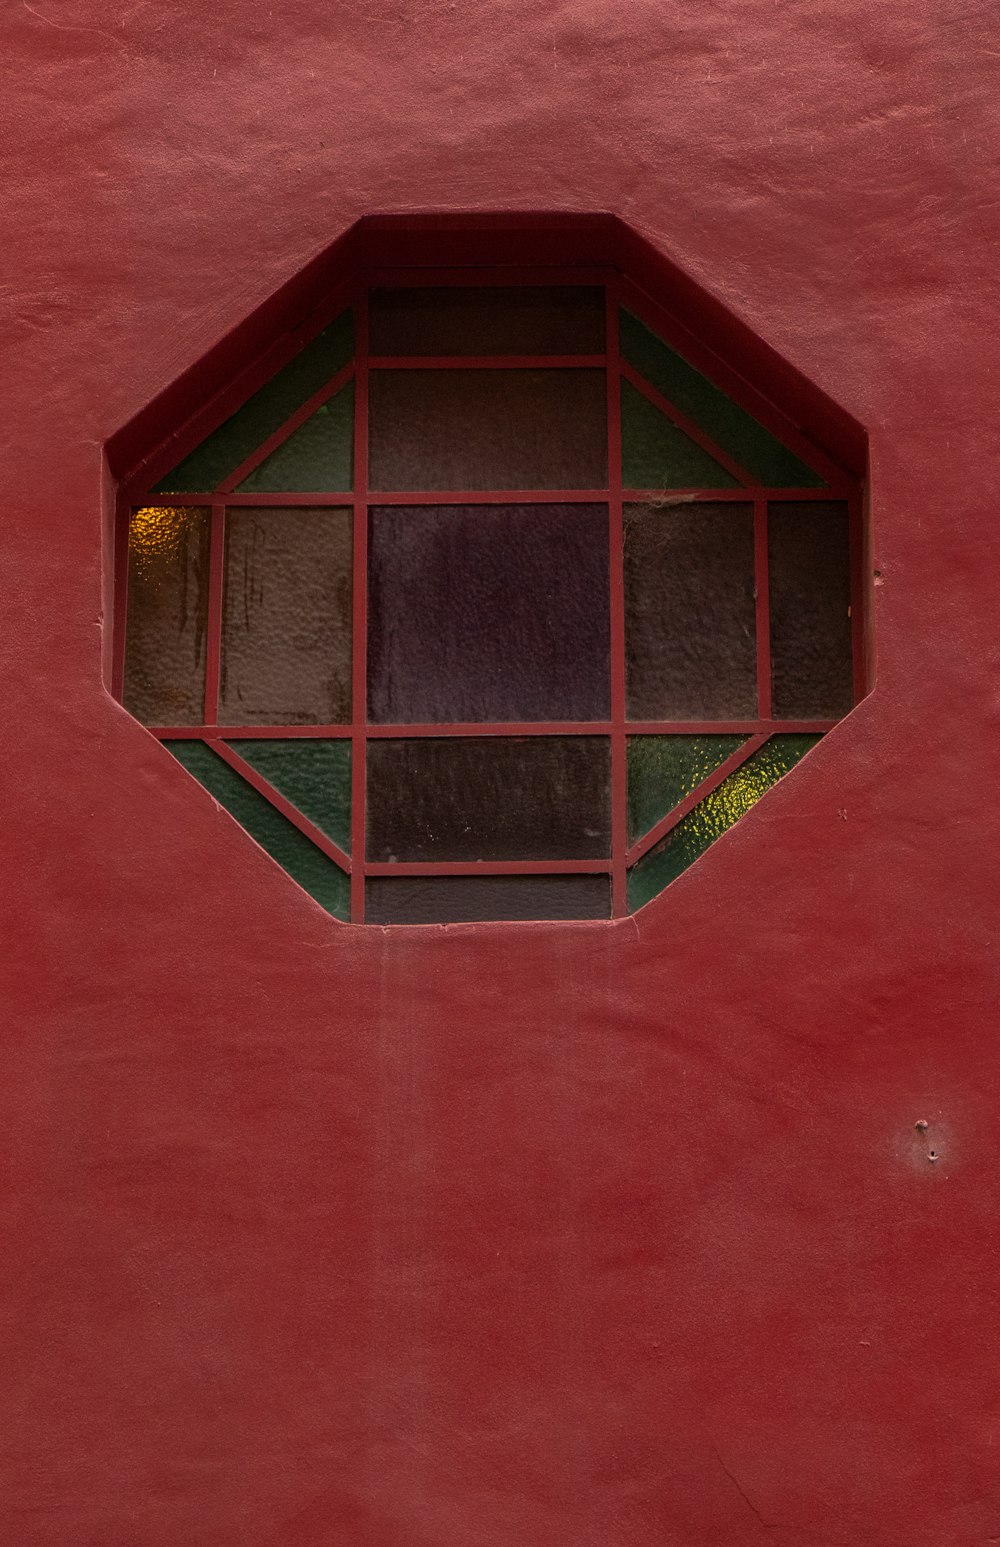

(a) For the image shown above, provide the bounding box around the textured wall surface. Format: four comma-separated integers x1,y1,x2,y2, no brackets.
2,3,999,1543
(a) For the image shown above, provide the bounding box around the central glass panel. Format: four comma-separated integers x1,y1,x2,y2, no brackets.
367,503,611,724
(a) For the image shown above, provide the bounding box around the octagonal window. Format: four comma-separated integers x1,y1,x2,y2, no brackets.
115,259,864,924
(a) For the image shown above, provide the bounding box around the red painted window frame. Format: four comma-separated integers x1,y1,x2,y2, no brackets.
113,264,864,924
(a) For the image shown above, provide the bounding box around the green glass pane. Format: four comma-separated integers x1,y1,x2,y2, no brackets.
235,382,354,493
155,310,354,493
621,378,739,490
620,311,824,489
164,740,350,919
225,738,352,853
627,734,821,910
627,735,747,845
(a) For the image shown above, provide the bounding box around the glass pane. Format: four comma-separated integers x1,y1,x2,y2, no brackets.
164,741,351,917
620,310,824,489
621,378,739,490
768,502,853,718
366,874,611,924
220,506,352,725
123,505,210,725
627,734,747,844
627,735,820,909
225,739,352,852
368,369,607,491
155,311,354,493
367,503,610,723
624,502,756,719
366,737,611,861
236,382,354,493
369,286,606,356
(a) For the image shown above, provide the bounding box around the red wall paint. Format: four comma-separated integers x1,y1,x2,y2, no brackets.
2,4,998,1543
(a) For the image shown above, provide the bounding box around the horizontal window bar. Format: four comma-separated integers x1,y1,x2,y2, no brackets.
148,719,837,739
368,355,606,370
363,860,611,876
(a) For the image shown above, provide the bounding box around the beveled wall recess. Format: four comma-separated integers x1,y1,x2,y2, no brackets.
111,215,867,925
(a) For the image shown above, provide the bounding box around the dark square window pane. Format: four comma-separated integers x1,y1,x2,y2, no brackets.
124,505,210,724
366,874,611,925
624,502,756,719
366,737,611,861
367,503,610,723
368,369,608,491
768,502,853,718
220,506,352,725
369,286,606,356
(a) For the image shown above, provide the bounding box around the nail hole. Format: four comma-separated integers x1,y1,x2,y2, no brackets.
928,1152,938,1162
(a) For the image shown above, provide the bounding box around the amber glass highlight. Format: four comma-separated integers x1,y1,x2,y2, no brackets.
124,505,210,725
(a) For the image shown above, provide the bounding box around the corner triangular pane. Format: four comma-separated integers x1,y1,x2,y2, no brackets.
620,310,825,489
235,383,354,493
626,734,822,909
621,379,739,489
225,738,352,854
627,735,747,845
164,740,351,918
154,311,354,494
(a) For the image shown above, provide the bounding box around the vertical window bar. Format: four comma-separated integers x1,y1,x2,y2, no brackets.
110,493,131,702
753,493,771,719
350,285,370,923
849,488,866,703
606,280,628,918
203,500,226,724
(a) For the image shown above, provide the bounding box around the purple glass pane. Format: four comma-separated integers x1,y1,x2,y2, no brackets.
220,505,352,725
624,501,757,719
367,503,610,723
366,737,611,861
368,369,608,491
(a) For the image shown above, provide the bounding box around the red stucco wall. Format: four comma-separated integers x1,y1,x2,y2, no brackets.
3,4,998,1543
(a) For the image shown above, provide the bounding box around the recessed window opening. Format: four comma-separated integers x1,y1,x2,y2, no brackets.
116,269,864,925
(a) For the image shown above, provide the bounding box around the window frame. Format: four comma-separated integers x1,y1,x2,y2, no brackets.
113,264,865,925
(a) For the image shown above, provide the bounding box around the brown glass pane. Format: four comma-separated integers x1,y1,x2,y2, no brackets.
369,287,606,356
768,502,853,717
366,874,611,924
624,502,756,719
366,737,611,861
367,503,610,723
220,506,352,725
123,505,210,724
368,369,607,491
